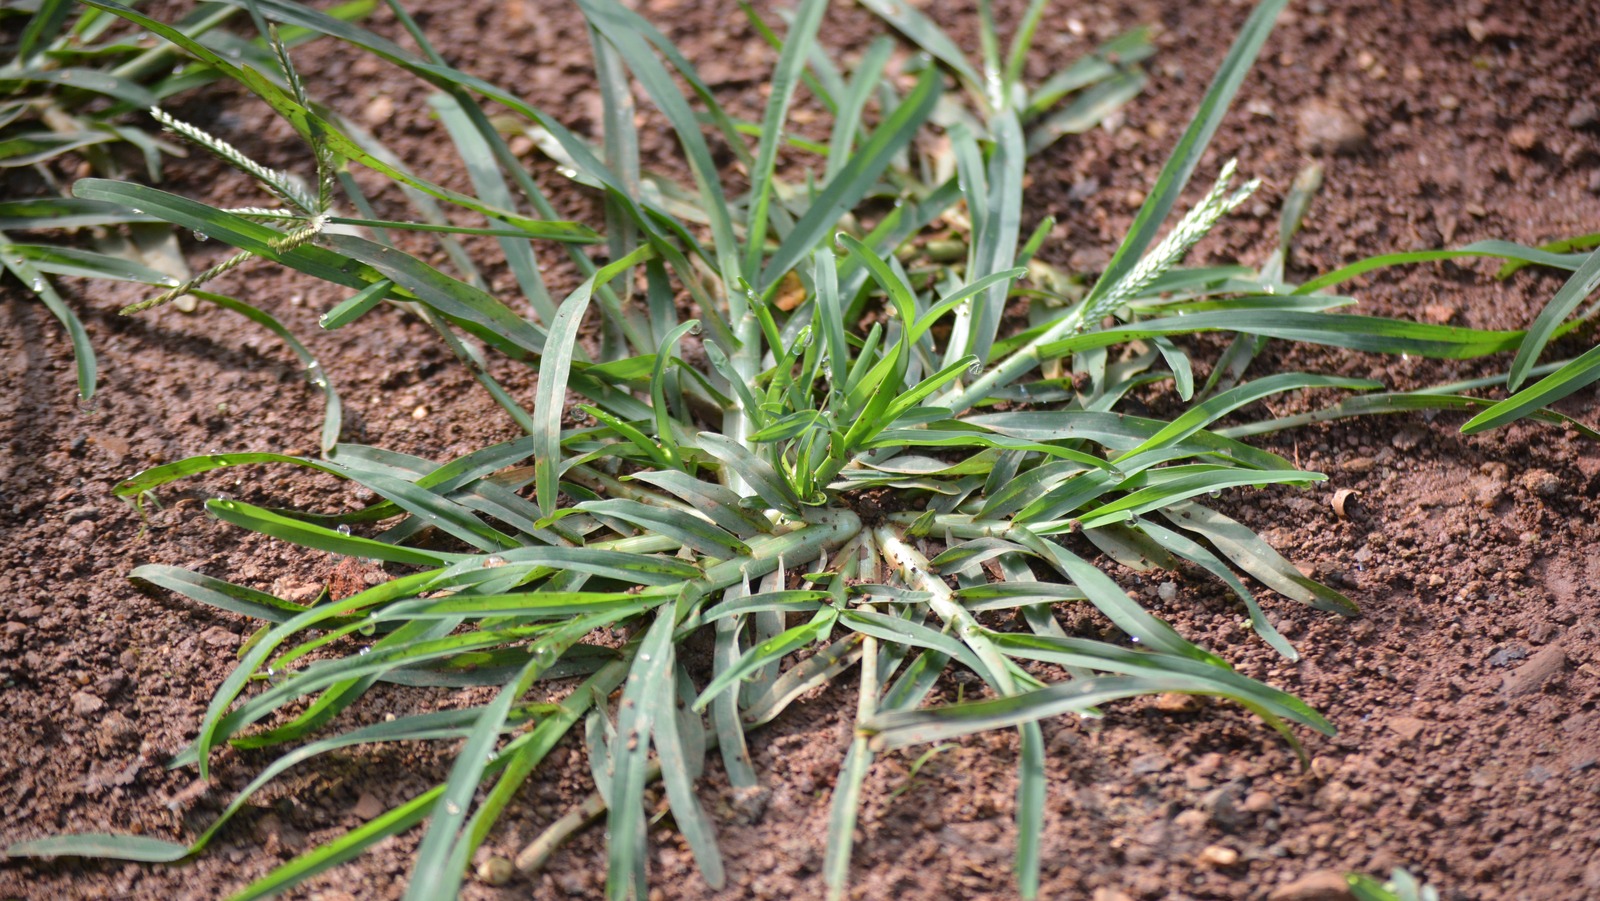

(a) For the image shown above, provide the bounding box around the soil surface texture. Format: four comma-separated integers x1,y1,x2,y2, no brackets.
3,1,1599,900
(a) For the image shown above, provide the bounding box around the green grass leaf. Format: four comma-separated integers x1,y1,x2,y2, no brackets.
760,65,942,288
1506,249,1600,390
1079,0,1286,313
536,245,655,514
1462,342,1600,435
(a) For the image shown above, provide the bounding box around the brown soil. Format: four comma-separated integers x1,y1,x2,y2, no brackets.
4,1,1599,900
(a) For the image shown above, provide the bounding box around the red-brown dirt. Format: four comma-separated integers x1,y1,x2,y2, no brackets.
2,1,1597,899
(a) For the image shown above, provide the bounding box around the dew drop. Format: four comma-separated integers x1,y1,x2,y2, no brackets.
482,554,507,568
305,361,327,388
336,523,352,536
444,801,462,815
638,652,651,663
130,208,143,215
1207,489,1223,498
318,313,331,328
531,644,556,667
358,620,376,636
29,277,45,292
1106,466,1126,483
484,750,498,764
192,230,209,242
1130,635,1141,644
556,166,578,179
1123,510,1137,524
358,646,371,656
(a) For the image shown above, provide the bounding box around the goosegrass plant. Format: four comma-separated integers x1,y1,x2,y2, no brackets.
10,1,1600,899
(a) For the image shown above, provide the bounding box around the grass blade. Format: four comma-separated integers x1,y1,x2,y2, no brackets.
1462,343,1600,434
1506,249,1600,390
743,0,827,278
536,246,655,514
1080,0,1286,312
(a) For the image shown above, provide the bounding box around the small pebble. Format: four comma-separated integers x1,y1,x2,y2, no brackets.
411,404,429,420
1297,100,1367,155
1155,692,1201,713
1198,845,1240,867
1568,101,1600,130
476,856,514,886
1520,468,1560,498
71,691,104,716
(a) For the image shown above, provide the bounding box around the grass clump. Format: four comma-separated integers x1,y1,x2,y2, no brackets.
8,1,1599,899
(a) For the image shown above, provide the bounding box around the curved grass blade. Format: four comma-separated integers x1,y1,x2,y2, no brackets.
1074,469,1324,531
1462,342,1600,435
206,498,468,566
580,499,750,558
1112,373,1381,472
191,291,340,453
2,247,94,399
1015,532,1222,664
742,0,827,277
863,675,1187,750
760,65,942,288
990,632,1327,732
650,662,726,889
858,0,981,90
1294,239,1589,295
1079,0,1287,313
696,432,803,515
1506,249,1600,390
129,565,314,623
1162,500,1358,615
536,245,655,514
1135,521,1297,659
1036,310,1525,361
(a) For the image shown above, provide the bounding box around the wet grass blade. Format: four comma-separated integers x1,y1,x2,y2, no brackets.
1,246,94,399
206,499,468,566
191,291,340,454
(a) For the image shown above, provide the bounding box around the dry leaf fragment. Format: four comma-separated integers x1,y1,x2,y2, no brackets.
1331,488,1359,519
